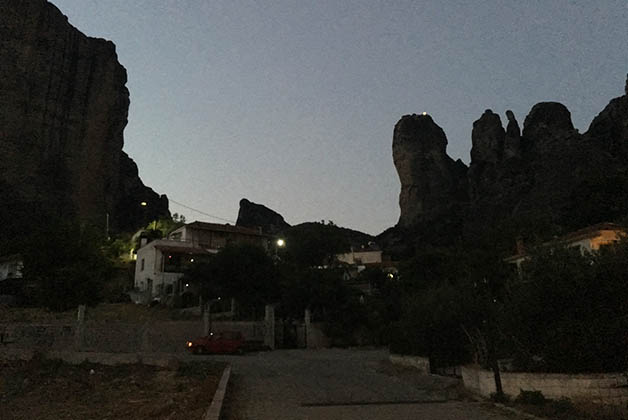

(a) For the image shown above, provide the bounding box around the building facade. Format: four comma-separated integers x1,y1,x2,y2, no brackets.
504,223,627,270
133,222,269,304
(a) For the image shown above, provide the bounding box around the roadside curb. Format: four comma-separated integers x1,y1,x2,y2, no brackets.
204,364,232,420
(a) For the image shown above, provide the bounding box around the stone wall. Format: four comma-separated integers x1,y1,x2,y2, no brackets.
462,365,628,404
0,320,265,354
389,354,431,374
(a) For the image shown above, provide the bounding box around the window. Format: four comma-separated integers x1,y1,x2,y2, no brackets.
140,258,145,271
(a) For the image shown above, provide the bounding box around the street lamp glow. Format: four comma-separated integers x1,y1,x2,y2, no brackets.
276,239,285,247
140,201,147,207
422,112,427,116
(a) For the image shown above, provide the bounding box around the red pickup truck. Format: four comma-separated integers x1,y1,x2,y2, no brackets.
186,331,246,355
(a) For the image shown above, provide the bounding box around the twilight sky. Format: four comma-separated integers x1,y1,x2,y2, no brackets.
52,0,627,235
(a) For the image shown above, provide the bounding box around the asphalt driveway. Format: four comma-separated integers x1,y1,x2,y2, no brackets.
202,348,525,420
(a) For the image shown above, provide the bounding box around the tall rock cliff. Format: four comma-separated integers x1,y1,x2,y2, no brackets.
0,0,168,235
392,113,468,230
387,75,628,253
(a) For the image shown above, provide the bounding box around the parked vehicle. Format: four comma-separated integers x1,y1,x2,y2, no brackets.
186,331,246,354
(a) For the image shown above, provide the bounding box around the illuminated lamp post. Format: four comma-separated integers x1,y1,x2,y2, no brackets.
275,238,285,255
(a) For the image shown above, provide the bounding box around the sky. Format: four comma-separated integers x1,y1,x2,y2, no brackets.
51,0,628,235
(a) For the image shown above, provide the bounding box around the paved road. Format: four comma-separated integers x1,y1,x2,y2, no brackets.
204,349,524,420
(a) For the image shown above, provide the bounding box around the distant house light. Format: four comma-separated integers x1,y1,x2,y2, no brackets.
140,201,148,206
422,112,427,116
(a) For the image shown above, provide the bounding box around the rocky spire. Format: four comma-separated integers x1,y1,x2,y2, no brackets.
522,102,576,153
470,109,505,164
503,110,522,159
392,113,467,229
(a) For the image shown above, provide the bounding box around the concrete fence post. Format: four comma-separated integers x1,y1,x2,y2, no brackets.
203,303,210,335
264,305,275,350
304,308,311,349
140,322,151,353
74,305,86,350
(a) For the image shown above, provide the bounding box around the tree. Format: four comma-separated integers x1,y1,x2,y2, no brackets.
183,243,279,317
283,223,350,268
21,221,112,311
504,241,628,373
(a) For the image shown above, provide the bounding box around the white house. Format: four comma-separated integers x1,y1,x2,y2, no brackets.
336,243,398,294
133,221,269,304
0,254,23,281
336,247,383,267
504,223,626,270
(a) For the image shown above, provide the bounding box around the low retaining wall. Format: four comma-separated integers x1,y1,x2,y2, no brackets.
462,365,628,404
0,320,265,354
389,354,431,374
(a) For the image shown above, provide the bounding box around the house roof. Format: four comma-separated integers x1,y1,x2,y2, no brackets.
504,222,626,262
154,244,215,256
553,223,625,245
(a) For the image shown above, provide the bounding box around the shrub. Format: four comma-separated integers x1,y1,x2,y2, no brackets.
515,390,546,405
490,392,510,403
505,242,628,373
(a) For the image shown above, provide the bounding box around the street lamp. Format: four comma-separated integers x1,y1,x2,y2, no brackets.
274,238,286,260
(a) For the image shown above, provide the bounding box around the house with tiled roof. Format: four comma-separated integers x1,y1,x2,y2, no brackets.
504,223,627,270
133,221,269,305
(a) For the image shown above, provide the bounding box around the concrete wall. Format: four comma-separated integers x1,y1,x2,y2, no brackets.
0,323,75,350
389,354,431,374
0,320,265,354
462,365,628,404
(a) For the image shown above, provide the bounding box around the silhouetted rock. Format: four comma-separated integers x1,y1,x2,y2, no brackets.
236,199,290,235
386,75,628,254
0,0,168,234
503,110,522,159
586,85,628,158
470,110,505,164
392,113,468,230
467,110,505,201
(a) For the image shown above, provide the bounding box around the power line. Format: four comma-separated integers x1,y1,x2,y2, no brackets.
169,198,236,224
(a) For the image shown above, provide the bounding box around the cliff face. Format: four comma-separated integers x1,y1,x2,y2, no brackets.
388,76,628,251
0,0,168,234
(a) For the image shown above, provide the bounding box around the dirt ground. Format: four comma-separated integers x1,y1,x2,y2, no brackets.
0,357,224,420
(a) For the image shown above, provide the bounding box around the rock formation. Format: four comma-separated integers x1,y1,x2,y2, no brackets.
236,198,290,235
0,0,168,235
392,113,468,229
386,75,628,252
503,110,522,160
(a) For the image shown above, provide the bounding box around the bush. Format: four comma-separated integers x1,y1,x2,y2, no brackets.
20,222,112,311
490,392,510,403
388,282,472,367
505,242,628,373
515,390,546,405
